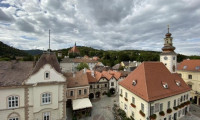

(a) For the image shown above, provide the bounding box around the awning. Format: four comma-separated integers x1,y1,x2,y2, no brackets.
186,81,194,85
72,98,92,111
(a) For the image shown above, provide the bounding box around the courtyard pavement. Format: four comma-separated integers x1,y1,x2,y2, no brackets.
79,95,118,120
180,104,200,120
67,96,200,120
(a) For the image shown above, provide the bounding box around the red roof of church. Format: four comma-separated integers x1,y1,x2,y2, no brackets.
119,62,191,102
68,45,80,54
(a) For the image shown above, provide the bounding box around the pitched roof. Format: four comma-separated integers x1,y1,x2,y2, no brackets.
65,70,89,88
32,53,62,75
119,62,191,102
177,59,200,72
0,61,34,87
68,46,80,53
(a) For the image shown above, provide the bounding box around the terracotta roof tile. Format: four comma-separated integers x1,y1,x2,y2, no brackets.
119,62,191,102
177,59,200,72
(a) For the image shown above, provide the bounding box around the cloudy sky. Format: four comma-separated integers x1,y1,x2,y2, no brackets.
0,0,200,55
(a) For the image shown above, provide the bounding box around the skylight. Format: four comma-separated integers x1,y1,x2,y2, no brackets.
175,80,181,86
132,80,137,86
195,66,200,70
183,66,187,69
162,82,168,89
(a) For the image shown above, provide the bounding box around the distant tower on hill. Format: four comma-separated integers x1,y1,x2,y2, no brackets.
68,42,80,55
160,25,177,73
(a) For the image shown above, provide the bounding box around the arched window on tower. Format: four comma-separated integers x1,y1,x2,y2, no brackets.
173,65,175,72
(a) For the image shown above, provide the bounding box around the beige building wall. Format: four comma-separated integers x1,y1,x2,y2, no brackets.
0,87,25,120
177,70,200,104
119,85,190,120
67,86,89,100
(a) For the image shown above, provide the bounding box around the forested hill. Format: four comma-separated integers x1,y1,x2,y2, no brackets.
57,46,200,67
0,41,29,57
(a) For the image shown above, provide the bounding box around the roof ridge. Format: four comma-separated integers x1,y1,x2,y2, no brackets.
143,62,150,101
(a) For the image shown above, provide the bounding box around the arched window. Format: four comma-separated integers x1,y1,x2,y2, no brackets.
8,112,20,120
44,71,50,79
173,65,175,72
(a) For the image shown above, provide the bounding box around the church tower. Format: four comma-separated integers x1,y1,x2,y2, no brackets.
160,25,177,73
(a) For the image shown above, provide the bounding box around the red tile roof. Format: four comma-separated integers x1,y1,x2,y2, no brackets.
119,62,191,102
177,59,200,72
68,46,80,54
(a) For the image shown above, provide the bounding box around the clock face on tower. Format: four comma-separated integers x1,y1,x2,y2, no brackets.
164,56,168,60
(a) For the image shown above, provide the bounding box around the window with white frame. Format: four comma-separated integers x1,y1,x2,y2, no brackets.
132,111,134,118
70,91,73,96
141,103,144,112
125,92,128,98
174,99,176,107
155,103,159,112
160,103,163,112
111,82,114,86
124,104,127,112
42,93,51,104
44,71,50,79
9,118,19,120
167,101,170,108
43,112,50,120
150,106,154,115
132,97,135,104
8,96,19,108
84,89,87,95
78,90,81,95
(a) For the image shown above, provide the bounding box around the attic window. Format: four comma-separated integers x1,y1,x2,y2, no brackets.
162,82,168,89
195,66,200,70
44,71,50,79
132,80,137,86
175,80,181,86
183,66,187,69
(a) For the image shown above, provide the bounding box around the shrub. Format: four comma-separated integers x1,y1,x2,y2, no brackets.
150,114,157,119
167,108,172,113
130,116,135,120
124,97,128,101
139,110,145,117
159,111,165,116
130,103,136,108
118,109,127,118
173,106,178,110
107,92,111,97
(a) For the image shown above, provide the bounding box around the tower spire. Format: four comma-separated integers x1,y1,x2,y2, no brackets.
49,29,50,53
167,24,170,33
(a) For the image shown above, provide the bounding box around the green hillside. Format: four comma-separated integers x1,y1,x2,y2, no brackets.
0,41,32,61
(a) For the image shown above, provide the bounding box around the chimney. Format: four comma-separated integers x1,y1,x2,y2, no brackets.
83,68,86,74
73,72,75,78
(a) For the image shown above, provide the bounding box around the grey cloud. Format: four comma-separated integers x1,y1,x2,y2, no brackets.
15,19,35,32
0,8,14,22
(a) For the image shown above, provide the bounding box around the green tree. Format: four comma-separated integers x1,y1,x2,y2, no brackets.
76,62,89,71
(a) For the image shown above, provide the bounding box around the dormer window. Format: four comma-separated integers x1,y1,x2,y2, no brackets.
162,82,168,89
183,66,187,70
195,66,200,70
132,80,137,86
175,80,181,86
45,71,50,79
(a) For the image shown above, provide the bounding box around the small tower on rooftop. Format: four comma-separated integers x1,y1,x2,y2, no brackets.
160,25,177,73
